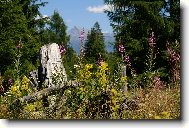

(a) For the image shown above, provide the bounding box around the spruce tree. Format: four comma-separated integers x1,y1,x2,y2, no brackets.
0,0,47,78
47,11,69,45
84,22,107,64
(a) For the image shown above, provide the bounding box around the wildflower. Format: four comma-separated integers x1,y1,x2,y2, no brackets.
98,53,103,66
77,64,93,80
153,76,163,89
166,41,180,82
16,42,22,49
85,64,93,69
21,76,29,91
166,43,180,63
123,54,137,76
8,78,13,85
96,62,108,87
161,111,170,118
111,88,118,96
9,80,21,97
100,62,108,70
60,45,66,54
79,28,85,42
118,43,125,53
149,31,156,48
121,76,127,82
167,47,180,63
124,54,130,64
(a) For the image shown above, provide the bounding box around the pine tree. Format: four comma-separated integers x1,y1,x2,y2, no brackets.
47,11,69,45
0,0,47,78
84,22,107,64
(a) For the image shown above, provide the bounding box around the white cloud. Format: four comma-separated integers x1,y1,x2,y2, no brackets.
35,15,49,20
42,15,48,18
86,5,111,13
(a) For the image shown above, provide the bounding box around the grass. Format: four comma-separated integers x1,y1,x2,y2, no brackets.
120,84,180,119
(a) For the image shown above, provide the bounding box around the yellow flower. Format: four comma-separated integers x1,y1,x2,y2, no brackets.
155,116,161,119
111,88,118,96
121,76,127,82
161,111,170,118
24,104,36,112
9,80,21,97
99,62,108,70
77,64,93,81
21,76,30,91
22,76,29,83
9,76,32,97
85,64,93,69
96,62,108,87
80,87,84,92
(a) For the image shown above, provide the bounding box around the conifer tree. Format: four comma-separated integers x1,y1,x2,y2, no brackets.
104,0,180,76
47,11,69,45
47,11,78,80
0,0,47,77
84,22,107,64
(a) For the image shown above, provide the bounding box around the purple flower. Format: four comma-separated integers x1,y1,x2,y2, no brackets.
16,43,22,49
149,31,156,48
79,28,85,42
98,53,103,66
167,47,180,63
60,45,66,54
154,76,160,82
124,55,130,64
8,78,13,85
153,76,163,89
118,44,125,53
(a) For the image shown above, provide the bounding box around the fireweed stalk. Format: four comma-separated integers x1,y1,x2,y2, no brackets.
123,54,136,76
166,41,180,82
117,39,136,76
147,31,164,88
59,44,66,55
79,28,85,62
98,53,103,66
118,40,125,61
15,40,22,80
59,43,66,57
147,31,157,71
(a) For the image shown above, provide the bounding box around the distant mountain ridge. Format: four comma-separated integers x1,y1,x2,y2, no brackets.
67,26,115,54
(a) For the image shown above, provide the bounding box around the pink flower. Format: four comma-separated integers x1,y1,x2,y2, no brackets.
16,43,22,49
124,55,130,63
8,78,13,85
60,45,66,54
153,76,164,89
79,28,85,42
98,53,103,66
149,31,156,48
118,44,125,53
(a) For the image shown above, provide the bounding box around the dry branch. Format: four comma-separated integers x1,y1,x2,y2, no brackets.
12,85,74,106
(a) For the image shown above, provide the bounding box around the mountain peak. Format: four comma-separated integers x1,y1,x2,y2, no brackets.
68,26,115,54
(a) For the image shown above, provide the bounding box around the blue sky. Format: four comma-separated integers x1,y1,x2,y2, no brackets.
39,0,113,33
